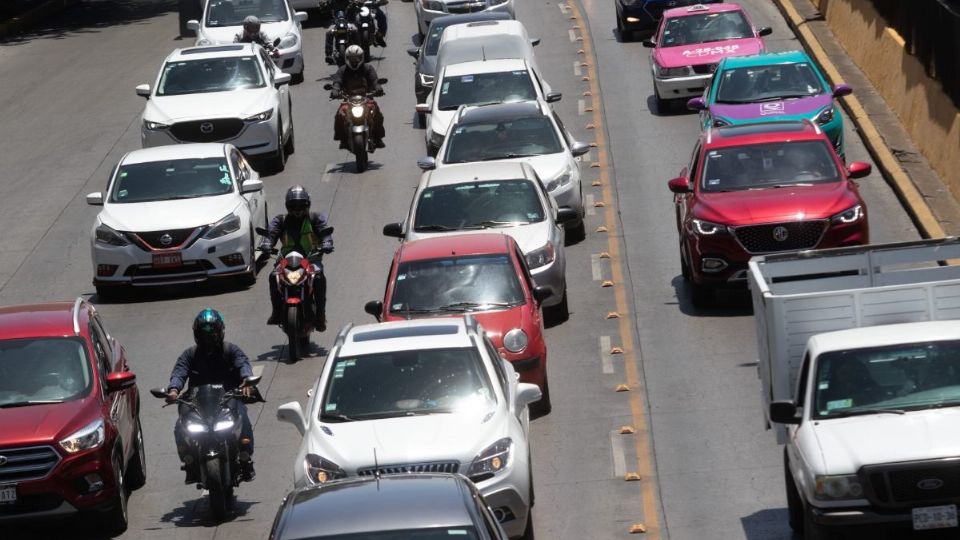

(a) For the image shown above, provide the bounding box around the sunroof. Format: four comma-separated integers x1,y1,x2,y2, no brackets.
181,45,245,55
352,325,460,342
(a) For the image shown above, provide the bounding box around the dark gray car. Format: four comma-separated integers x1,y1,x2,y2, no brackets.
268,474,514,540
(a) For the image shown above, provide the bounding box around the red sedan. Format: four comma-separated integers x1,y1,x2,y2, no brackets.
669,120,872,306
364,233,554,414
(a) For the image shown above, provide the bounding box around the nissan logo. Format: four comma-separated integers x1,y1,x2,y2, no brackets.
159,233,173,246
0,456,7,467
200,122,214,134
918,478,945,490
772,226,789,242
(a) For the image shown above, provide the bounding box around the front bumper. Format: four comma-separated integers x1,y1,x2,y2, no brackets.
275,48,304,75
529,251,565,307
476,456,531,538
810,504,922,527
548,175,583,218
653,72,711,100
141,116,279,157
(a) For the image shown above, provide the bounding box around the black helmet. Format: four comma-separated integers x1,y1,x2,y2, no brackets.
243,15,261,33
193,308,225,349
285,185,311,212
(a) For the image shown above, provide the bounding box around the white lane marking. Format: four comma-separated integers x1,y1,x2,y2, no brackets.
252,365,264,378
321,163,336,183
585,193,596,216
591,254,603,281
568,29,577,42
610,429,627,477
578,99,586,116
600,335,613,374
574,61,582,77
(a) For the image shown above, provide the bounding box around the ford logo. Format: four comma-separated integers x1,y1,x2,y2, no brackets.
200,122,214,134
0,456,7,467
918,478,945,490
772,226,789,242
159,233,173,246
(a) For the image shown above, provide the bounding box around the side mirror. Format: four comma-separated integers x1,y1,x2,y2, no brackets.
243,375,262,387
529,37,541,47
295,11,309,22
382,222,404,238
86,192,104,206
277,401,307,436
532,286,552,304
275,72,292,87
833,83,853,98
377,77,388,84
364,300,383,321
407,47,419,59
415,103,431,114
757,26,772,37
570,141,590,157
417,156,437,170
149,387,168,399
847,161,872,179
556,207,578,225
135,84,151,98
323,83,334,90
642,39,656,48
106,371,136,393
769,401,800,425
545,91,562,103
241,179,264,193
667,176,692,193
187,20,200,32
686,97,706,111
515,383,542,410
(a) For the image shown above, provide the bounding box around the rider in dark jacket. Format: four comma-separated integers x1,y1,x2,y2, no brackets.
330,45,385,149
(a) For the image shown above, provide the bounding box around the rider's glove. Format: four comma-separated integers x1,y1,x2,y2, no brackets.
165,388,180,404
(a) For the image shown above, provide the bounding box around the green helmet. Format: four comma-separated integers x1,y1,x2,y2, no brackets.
193,308,225,349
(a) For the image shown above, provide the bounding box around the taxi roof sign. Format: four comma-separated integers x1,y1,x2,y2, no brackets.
687,4,711,11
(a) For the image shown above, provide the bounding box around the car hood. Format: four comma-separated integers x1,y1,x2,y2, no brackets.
0,396,100,444
199,20,295,44
655,37,764,68
144,89,273,124
710,92,832,122
385,307,526,348
100,195,241,232
811,408,960,474
694,182,857,225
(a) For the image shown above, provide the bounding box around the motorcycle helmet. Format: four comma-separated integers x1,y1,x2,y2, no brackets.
243,15,261,34
193,308,225,350
285,185,311,212
345,45,364,70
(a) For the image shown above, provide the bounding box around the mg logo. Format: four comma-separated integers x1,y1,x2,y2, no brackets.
200,122,214,134
159,233,173,246
772,226,789,242
918,478,944,490
0,455,7,466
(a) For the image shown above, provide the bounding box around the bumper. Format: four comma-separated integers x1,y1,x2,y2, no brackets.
653,73,711,100
547,174,583,217
502,345,546,388
529,253,565,307
275,49,304,75
141,117,279,157
810,504,920,527
477,459,531,538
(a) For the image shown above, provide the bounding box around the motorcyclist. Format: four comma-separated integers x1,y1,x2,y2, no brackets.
165,309,256,483
260,186,334,331
330,45,386,150
234,15,276,53
324,10,358,64
346,0,388,47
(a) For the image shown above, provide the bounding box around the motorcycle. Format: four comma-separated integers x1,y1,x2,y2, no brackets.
149,376,264,521
324,81,387,172
350,0,388,61
327,11,358,67
256,226,333,362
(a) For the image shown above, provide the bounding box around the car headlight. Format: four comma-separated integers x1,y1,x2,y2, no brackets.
816,107,835,125
691,219,729,236
421,0,445,11
418,73,435,87
657,65,691,77
95,224,130,247
244,109,274,123
525,242,555,270
351,105,365,119
59,419,105,454
502,328,528,353
304,454,348,484
280,32,298,49
831,204,863,224
214,419,235,431
713,118,730,128
143,120,169,131
285,268,304,284
467,438,512,482
546,168,573,192
204,213,241,240
186,422,208,434
814,474,863,501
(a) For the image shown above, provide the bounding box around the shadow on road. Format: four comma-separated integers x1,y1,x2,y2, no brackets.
158,496,258,528
2,0,178,46
669,274,754,318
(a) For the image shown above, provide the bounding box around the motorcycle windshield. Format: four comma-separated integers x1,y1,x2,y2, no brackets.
194,384,227,421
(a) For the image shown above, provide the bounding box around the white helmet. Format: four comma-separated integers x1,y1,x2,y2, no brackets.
345,45,364,70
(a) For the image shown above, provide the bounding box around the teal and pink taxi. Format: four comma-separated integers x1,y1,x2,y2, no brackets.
643,3,771,110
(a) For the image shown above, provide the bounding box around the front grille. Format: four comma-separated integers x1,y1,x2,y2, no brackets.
692,63,718,75
732,220,827,254
169,118,244,143
0,494,63,516
357,461,460,476
0,446,61,483
446,1,486,13
128,227,202,250
864,460,960,508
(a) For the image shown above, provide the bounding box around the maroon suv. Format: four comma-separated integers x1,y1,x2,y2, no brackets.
0,298,143,533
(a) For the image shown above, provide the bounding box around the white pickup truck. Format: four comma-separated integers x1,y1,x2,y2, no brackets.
749,238,960,539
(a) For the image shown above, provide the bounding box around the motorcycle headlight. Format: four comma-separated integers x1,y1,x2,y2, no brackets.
418,73,435,87
95,224,130,247
280,32,298,49
831,204,863,224
421,0,444,11
502,328,528,353
692,219,729,236
351,105,365,119
244,109,274,123
143,120,169,131
814,474,863,501
204,213,241,240
466,438,512,482
59,419,105,454
214,419,235,431
304,454,347,484
186,422,208,434
546,168,573,192
525,241,555,270
285,268,304,284
816,106,835,125
657,65,691,77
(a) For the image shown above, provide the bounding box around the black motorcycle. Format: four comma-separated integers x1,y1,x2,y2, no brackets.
324,82,386,172
350,0,388,61
328,11,358,66
150,377,263,521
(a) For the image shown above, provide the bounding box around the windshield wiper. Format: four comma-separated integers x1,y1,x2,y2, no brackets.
438,301,513,311
392,307,448,314
161,195,199,201
827,408,906,418
320,412,356,423
414,224,457,231
480,153,537,161
771,183,814,188
463,220,520,229
0,400,64,408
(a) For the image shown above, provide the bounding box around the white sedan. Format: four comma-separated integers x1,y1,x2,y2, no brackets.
188,0,307,82
277,317,542,538
136,43,295,173
86,144,268,298
415,0,515,37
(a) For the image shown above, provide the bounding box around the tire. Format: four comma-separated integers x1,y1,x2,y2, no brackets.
292,63,305,85
616,15,624,36
95,285,121,302
417,111,426,127
544,288,569,326
520,508,535,540
654,85,669,114
205,458,230,522
238,232,257,288
531,372,552,417
785,450,804,533
101,454,129,534
286,305,301,363
679,245,691,281
271,118,287,173
125,418,147,490
564,218,586,246
284,124,296,155
353,133,368,172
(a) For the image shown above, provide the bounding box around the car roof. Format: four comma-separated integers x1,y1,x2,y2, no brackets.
0,300,88,341
807,321,960,358
459,101,545,124
167,43,259,61
437,36,533,68
704,120,825,148
278,475,476,538
398,234,515,262
720,50,811,69
423,161,535,187
120,143,230,165
338,318,475,357
440,19,528,41
663,2,744,17
429,11,512,31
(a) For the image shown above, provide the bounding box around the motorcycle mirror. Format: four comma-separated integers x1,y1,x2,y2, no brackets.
242,375,262,387
323,83,334,90
317,225,334,237
377,78,388,84
407,47,419,59
149,388,168,399
364,300,383,321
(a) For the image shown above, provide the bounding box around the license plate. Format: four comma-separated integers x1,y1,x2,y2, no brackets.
152,252,182,268
913,504,958,530
0,485,15,505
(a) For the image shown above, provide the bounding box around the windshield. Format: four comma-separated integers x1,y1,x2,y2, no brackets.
111,158,234,203
205,0,289,27
700,140,840,192
715,62,824,103
301,528,481,540
413,180,545,232
660,11,752,47
157,57,265,96
390,255,525,314
814,340,960,419
0,338,92,407
321,348,496,420
444,116,563,163
437,71,537,111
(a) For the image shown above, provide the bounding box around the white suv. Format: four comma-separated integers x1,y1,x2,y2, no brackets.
277,317,542,538
415,0,515,37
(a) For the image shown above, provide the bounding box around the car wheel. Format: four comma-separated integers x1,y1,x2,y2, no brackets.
803,502,832,540
531,372,551,417
238,231,257,288
292,62,305,84
285,124,296,155
95,285,122,303
785,450,804,533
417,111,426,127
616,15,624,37
270,116,286,173
544,287,569,327
519,508,535,540
679,244,691,281
125,417,147,490
564,218,586,246
101,454,129,534
654,85,669,114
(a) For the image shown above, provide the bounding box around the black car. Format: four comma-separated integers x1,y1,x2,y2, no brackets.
615,0,720,40
269,474,512,540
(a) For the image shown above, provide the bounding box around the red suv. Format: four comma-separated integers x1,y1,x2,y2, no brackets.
364,233,554,413
0,298,143,533
669,120,872,305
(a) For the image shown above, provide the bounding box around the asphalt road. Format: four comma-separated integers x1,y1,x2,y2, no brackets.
0,0,927,539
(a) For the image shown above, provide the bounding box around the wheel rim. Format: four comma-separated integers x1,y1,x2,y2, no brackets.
136,424,146,474
115,458,127,521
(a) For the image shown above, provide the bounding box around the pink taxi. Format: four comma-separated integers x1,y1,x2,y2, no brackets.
643,3,771,110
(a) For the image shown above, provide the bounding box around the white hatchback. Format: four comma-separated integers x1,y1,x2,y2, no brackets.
86,144,268,297
277,317,542,538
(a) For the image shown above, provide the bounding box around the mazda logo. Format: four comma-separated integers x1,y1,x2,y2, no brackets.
918,478,945,490
200,122,214,134
772,226,789,242
159,233,173,246
0,456,7,467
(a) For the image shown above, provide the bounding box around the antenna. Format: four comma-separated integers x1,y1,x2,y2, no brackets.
373,448,381,489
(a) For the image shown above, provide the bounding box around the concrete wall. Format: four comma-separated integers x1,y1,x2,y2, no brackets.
812,0,959,187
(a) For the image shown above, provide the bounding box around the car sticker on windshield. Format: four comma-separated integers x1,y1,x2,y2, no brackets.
460,75,474,83
826,398,853,410
441,82,450,95
391,303,404,310
325,403,337,411
220,174,232,185
447,531,469,536
707,178,721,186
117,189,128,199
818,381,829,390
396,274,406,280
760,101,785,115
